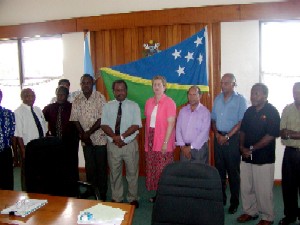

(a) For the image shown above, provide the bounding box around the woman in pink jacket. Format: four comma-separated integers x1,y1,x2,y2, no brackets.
144,75,176,202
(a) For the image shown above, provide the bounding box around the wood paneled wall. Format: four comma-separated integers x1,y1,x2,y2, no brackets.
91,24,216,175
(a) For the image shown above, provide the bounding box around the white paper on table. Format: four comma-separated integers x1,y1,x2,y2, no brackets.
77,203,126,224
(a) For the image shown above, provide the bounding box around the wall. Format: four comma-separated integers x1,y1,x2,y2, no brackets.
0,0,284,26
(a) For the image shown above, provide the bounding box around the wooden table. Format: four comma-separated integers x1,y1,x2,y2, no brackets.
0,190,135,225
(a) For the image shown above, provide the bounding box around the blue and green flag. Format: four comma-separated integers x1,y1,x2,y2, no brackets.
101,27,209,118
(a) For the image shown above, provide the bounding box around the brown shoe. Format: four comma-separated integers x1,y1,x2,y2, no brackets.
256,220,273,225
237,214,259,223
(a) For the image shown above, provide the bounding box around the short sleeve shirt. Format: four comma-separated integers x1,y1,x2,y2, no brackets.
211,91,247,132
14,104,47,145
240,102,280,164
101,99,142,144
280,103,300,148
70,91,107,146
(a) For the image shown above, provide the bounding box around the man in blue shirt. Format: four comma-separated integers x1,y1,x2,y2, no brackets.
0,90,16,190
211,73,247,214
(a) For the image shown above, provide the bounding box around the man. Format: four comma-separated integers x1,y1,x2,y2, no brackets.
43,86,79,196
237,83,280,225
0,90,16,190
50,79,80,103
211,73,247,214
14,88,47,190
70,74,107,201
176,85,210,164
101,80,142,208
278,82,300,225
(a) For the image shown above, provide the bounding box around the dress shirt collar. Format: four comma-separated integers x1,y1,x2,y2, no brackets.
188,102,202,112
78,90,96,100
21,103,32,110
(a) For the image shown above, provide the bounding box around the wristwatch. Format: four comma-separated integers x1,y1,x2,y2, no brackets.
120,135,125,141
249,145,255,151
225,134,230,140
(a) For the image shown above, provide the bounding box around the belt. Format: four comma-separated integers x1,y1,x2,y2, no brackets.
217,130,228,136
287,146,300,151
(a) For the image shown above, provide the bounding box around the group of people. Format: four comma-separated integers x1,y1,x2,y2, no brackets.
212,74,300,225
0,73,299,225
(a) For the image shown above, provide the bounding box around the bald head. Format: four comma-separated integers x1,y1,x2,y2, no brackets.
21,88,35,107
293,82,300,106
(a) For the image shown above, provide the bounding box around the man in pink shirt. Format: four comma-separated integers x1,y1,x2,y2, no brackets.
176,85,210,164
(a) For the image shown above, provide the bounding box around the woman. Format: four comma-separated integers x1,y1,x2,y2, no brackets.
144,75,176,202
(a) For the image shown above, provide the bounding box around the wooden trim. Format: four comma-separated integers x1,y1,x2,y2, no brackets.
1,1,300,39
0,19,77,39
76,1,300,32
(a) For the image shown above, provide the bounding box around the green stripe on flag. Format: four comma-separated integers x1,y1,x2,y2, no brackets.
100,67,208,119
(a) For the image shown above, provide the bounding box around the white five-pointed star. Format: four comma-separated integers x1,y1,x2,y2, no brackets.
197,53,203,64
172,49,181,59
185,52,194,62
194,36,203,47
176,65,185,76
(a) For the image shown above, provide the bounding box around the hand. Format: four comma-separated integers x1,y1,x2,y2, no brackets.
112,135,124,148
80,131,93,145
161,143,167,155
216,133,228,145
116,141,126,148
181,146,191,159
240,147,252,158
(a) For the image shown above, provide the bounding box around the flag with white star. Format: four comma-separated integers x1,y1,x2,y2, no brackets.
101,27,208,118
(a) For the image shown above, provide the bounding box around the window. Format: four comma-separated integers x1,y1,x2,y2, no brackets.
261,21,300,113
0,36,63,110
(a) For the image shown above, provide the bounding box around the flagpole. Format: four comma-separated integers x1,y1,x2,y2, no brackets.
83,29,96,90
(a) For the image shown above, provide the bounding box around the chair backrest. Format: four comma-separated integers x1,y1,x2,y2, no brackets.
25,137,77,196
152,162,224,225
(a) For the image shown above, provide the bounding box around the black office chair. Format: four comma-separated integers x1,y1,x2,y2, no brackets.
25,137,101,199
152,162,224,225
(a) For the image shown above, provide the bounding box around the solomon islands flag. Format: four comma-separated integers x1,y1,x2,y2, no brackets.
100,27,209,118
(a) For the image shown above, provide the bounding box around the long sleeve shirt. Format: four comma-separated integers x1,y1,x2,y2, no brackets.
176,103,210,150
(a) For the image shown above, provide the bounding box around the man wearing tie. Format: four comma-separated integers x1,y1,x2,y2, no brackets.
101,80,142,208
43,86,79,196
14,88,47,190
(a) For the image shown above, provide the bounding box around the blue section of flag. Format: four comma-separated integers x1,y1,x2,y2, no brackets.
84,34,95,78
111,27,208,86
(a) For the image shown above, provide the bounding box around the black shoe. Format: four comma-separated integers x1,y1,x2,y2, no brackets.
228,204,238,214
278,217,296,225
130,200,139,209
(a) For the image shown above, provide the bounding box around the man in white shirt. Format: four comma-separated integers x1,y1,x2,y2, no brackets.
14,88,47,190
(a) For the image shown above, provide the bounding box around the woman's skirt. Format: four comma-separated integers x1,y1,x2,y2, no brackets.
145,127,173,191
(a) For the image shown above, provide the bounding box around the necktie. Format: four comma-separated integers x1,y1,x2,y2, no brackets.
31,106,44,138
115,102,122,135
56,105,63,139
